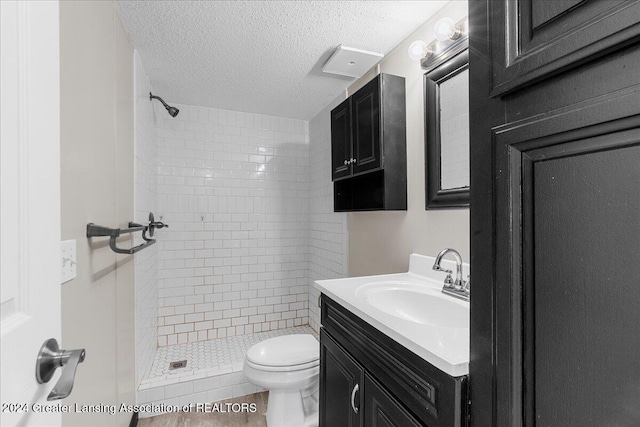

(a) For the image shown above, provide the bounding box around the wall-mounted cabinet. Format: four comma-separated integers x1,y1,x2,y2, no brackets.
331,73,407,212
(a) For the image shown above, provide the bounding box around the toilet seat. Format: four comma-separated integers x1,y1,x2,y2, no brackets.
245,357,319,372
246,334,319,368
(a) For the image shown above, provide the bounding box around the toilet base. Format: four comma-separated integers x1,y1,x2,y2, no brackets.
265,385,318,427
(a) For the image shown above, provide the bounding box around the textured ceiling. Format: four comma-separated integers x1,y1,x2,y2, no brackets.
116,1,449,120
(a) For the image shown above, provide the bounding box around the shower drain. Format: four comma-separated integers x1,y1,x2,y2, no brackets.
169,360,187,370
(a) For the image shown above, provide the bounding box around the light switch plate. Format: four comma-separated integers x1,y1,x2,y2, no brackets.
61,239,77,284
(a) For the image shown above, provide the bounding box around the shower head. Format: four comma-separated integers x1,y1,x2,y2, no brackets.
166,106,179,117
149,92,179,117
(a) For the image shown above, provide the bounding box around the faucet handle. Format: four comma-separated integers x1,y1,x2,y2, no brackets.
433,265,454,287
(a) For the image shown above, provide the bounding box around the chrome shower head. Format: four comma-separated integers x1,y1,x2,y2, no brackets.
149,92,179,117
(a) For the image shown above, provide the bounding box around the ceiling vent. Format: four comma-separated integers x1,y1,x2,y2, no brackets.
322,45,384,79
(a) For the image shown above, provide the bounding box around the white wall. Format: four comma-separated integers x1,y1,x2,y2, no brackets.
154,106,310,346
134,52,159,388
347,1,470,276
307,96,349,332
60,2,135,425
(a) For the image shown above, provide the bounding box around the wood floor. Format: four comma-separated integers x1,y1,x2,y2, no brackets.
137,392,268,427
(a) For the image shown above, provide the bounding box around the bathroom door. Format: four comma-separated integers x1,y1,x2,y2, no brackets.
1,1,62,426
469,1,640,426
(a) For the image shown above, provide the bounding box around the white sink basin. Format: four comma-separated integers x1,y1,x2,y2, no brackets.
355,282,468,329
315,254,471,377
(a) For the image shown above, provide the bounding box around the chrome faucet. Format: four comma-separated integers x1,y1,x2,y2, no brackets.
433,248,469,301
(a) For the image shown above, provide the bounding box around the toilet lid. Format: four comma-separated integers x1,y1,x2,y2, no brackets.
246,334,319,367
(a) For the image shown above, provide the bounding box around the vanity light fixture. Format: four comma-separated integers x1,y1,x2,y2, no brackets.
434,17,463,42
407,40,433,61
407,17,468,70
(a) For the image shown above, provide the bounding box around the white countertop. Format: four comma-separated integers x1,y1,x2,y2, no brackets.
314,253,470,377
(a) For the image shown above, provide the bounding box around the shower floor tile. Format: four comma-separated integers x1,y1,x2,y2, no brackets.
141,325,316,389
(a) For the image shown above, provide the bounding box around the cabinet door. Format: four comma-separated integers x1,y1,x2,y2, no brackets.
364,374,424,427
320,329,363,427
331,97,352,181
470,1,640,426
351,77,381,175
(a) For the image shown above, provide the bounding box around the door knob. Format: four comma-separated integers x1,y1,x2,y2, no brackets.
35,338,85,401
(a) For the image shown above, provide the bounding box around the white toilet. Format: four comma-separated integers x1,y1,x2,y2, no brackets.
243,334,319,427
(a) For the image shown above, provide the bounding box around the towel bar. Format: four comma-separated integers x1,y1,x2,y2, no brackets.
86,212,167,254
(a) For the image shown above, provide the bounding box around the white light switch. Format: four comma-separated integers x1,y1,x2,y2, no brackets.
61,239,77,284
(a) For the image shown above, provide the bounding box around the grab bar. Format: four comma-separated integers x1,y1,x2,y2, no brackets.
86,212,167,255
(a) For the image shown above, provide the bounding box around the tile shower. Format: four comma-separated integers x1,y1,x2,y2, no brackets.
133,57,347,413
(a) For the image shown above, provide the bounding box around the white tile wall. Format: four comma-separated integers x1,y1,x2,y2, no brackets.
307,97,348,332
134,67,345,409
134,52,159,387
154,104,310,346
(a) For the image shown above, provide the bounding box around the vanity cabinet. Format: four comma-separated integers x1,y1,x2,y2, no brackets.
330,73,407,212
320,329,363,427
321,330,422,427
320,295,468,427
364,373,425,427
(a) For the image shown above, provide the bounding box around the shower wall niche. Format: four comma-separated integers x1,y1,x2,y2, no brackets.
154,103,310,346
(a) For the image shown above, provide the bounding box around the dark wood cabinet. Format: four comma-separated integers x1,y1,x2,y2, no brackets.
470,1,640,426
320,295,468,427
331,98,353,181
487,0,640,96
330,73,407,212
320,330,424,427
351,77,381,175
320,329,362,427
364,373,424,427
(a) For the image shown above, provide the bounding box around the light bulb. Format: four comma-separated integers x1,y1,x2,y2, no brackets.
408,40,429,61
434,17,458,41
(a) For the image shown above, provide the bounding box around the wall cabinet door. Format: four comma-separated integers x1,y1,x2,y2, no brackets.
351,77,381,175
320,329,363,427
363,373,424,427
331,98,352,180
330,73,407,211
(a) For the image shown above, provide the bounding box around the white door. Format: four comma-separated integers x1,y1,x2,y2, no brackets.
1,1,62,426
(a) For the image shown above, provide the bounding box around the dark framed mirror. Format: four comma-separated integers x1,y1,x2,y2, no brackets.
424,49,469,209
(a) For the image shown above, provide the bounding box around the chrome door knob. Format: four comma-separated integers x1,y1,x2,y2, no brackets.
36,338,85,401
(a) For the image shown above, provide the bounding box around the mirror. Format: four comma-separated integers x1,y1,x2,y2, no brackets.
424,49,469,209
